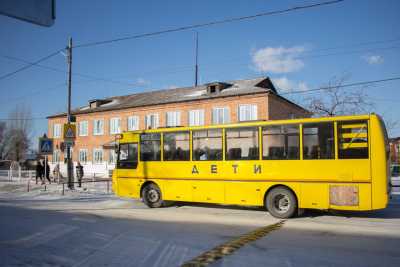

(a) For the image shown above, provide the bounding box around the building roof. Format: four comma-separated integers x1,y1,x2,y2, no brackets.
47,77,307,118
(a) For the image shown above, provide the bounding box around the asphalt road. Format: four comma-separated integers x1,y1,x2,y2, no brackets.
0,187,400,267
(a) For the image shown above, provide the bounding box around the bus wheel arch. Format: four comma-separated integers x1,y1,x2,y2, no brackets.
140,181,164,208
264,184,298,219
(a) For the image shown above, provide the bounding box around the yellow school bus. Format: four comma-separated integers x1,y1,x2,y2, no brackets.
112,113,390,218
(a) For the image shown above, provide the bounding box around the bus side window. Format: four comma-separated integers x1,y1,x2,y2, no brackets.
192,129,223,161
262,124,299,160
338,120,369,159
163,132,190,161
303,122,334,159
117,143,138,168
226,127,259,160
140,133,161,161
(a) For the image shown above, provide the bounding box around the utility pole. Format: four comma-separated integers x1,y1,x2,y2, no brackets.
194,32,199,87
66,37,74,190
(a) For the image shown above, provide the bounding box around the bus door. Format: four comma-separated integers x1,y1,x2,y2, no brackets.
115,136,140,197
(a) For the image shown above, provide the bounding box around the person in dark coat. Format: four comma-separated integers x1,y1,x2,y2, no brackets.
76,162,84,187
35,160,43,184
45,161,51,184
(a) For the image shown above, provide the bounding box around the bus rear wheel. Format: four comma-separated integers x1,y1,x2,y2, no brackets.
266,187,297,219
142,183,163,208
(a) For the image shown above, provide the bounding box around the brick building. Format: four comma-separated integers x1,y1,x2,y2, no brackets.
47,77,310,176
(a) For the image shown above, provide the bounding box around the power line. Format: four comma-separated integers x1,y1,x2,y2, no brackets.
281,76,400,95
0,117,47,121
0,54,139,87
73,0,345,49
0,49,63,81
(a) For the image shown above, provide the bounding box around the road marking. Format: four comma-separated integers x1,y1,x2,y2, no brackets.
5,224,77,248
181,220,285,267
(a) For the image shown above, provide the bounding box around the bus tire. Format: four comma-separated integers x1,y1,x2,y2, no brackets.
142,183,163,208
266,186,297,219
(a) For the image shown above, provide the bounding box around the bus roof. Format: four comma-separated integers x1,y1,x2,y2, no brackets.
120,114,376,136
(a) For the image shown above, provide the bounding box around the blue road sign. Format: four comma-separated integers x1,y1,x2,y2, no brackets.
39,138,53,154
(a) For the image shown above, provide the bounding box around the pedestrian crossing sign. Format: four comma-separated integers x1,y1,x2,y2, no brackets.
39,138,53,154
63,123,76,139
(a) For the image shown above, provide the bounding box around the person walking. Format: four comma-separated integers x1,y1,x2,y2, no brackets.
35,160,43,184
45,161,51,184
76,162,84,188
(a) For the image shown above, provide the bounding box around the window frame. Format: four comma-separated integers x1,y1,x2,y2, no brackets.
225,127,260,161
302,122,335,160
53,124,61,138
127,115,139,131
78,121,89,137
238,104,258,122
145,113,159,129
163,131,190,161
109,117,121,135
93,148,103,164
117,143,138,168
192,128,223,161
166,111,181,127
93,119,104,136
212,107,230,125
337,120,369,159
261,124,300,160
140,133,161,161
78,149,88,163
188,109,205,126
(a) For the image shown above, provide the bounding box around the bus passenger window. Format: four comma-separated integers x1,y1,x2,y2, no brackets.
140,133,161,161
117,143,138,168
303,123,334,159
262,125,299,160
163,132,190,161
193,129,223,161
226,127,259,160
338,120,368,159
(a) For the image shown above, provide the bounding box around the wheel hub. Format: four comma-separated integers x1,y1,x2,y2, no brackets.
274,194,290,213
147,189,159,203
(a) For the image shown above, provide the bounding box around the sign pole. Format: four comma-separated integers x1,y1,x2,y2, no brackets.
44,155,47,184
66,37,74,190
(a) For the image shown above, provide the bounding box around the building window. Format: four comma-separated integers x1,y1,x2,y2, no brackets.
140,133,161,161
78,121,88,136
110,118,121,134
238,104,258,122
93,119,104,135
338,120,369,159
189,109,205,126
192,129,223,161
145,114,159,129
226,127,259,160
163,132,190,161
93,149,103,164
53,124,61,138
109,150,117,164
212,107,230,125
52,150,60,163
262,124,300,160
127,116,139,131
166,111,181,127
79,149,88,163
303,123,334,159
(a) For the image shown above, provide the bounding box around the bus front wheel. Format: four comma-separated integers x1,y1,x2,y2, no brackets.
142,183,163,208
266,187,297,219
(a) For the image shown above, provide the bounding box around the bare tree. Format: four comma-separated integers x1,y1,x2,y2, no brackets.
306,75,374,117
0,122,6,159
2,105,32,162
